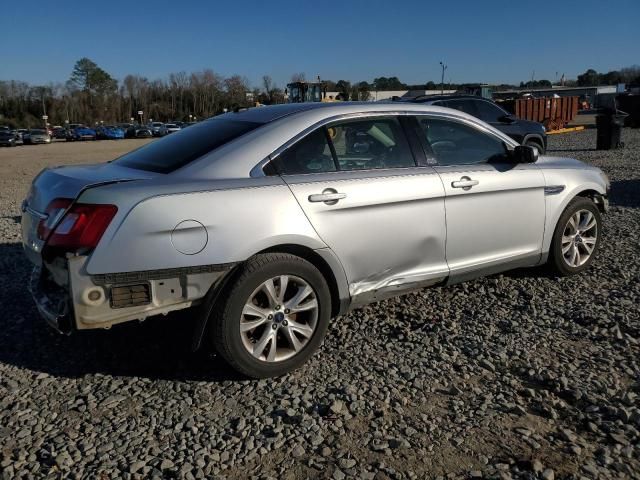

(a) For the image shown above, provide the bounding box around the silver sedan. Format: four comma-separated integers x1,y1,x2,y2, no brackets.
21,102,609,377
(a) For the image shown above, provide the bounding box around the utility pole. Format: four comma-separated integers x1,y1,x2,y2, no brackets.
41,88,48,130
439,61,448,95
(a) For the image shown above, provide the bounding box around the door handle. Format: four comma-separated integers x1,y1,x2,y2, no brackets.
451,176,479,190
308,189,347,205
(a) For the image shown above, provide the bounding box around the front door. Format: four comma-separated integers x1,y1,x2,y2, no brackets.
414,115,546,280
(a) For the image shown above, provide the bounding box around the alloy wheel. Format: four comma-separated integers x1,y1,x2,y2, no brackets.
239,275,319,362
561,209,598,267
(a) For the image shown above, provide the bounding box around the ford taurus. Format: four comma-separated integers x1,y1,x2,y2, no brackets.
21,102,609,377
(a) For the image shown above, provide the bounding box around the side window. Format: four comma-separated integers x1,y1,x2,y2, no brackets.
417,118,508,166
475,100,508,123
273,128,336,175
328,117,415,171
445,99,479,117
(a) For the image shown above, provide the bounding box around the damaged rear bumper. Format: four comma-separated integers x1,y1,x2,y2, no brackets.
29,256,233,333
29,266,74,334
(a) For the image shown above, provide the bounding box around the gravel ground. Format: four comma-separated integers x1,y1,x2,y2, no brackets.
0,130,638,479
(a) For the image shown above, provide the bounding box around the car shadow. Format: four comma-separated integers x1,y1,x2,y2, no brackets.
0,215,21,223
609,179,640,208
0,242,243,382
546,148,597,153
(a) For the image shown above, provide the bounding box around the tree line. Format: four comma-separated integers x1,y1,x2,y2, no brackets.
1,59,639,128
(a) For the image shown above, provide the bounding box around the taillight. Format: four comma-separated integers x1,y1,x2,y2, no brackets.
38,198,117,251
37,198,72,240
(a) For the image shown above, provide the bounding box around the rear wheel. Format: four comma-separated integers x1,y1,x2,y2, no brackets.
210,253,331,378
548,197,601,276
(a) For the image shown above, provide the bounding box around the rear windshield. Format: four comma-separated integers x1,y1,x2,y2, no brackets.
114,118,262,173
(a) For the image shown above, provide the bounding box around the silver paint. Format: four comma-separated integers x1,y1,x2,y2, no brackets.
20,102,608,331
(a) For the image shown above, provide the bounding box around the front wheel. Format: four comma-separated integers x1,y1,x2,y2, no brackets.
548,197,602,276
525,139,545,155
210,253,331,378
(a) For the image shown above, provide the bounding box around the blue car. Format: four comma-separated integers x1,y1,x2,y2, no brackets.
96,125,125,140
66,125,97,141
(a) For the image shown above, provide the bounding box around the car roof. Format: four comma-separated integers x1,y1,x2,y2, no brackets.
222,101,478,123
394,94,495,103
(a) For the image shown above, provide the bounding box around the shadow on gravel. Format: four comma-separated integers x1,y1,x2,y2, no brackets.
500,264,556,280
546,148,596,153
0,242,243,382
610,179,640,208
0,215,21,223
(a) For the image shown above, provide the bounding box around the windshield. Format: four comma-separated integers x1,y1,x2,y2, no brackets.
152,123,163,127
31,129,46,134
114,117,263,173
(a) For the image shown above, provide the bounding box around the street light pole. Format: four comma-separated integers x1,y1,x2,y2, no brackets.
439,61,448,95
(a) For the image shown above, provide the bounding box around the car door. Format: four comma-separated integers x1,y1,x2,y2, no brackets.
413,115,546,281
269,115,449,304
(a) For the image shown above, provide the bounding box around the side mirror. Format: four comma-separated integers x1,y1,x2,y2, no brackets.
513,145,539,163
499,114,517,124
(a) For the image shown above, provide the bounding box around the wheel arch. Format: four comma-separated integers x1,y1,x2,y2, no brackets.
523,134,546,152
257,244,350,318
575,188,608,213
191,243,350,352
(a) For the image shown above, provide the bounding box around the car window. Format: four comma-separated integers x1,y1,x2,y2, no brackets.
475,100,507,123
328,117,415,171
417,117,508,166
274,128,336,175
444,99,479,117
115,118,262,173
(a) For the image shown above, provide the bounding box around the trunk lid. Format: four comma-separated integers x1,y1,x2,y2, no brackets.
21,163,156,265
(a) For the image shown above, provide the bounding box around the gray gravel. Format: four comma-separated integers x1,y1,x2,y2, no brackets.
0,130,639,479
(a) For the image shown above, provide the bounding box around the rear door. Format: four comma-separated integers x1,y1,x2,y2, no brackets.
412,115,545,281
270,115,449,302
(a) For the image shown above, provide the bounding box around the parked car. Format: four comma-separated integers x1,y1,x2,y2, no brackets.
150,122,167,137
96,125,125,140
9,130,24,146
66,125,97,141
25,129,51,144
20,103,608,378
0,130,21,147
52,127,67,139
165,123,181,134
133,125,153,138
394,95,547,153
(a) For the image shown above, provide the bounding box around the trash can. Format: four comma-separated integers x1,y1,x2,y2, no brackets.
596,109,628,150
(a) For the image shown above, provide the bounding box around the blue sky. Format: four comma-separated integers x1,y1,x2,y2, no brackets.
1,0,638,88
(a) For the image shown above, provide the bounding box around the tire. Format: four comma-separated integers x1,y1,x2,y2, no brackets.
525,138,545,155
210,253,331,378
548,197,602,276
